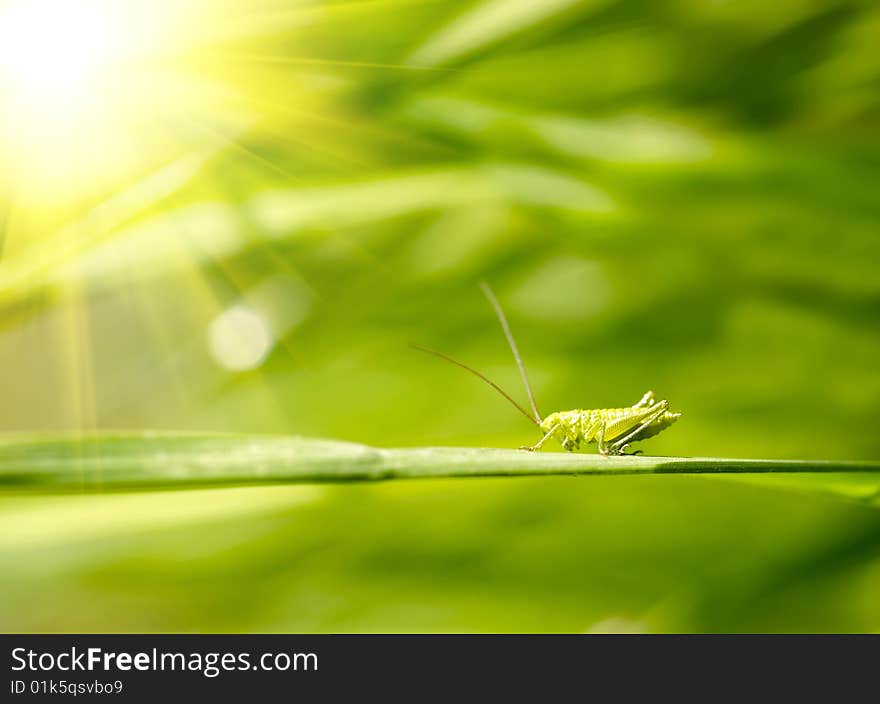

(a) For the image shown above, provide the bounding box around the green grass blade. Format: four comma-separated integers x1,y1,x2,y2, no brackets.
1,433,879,504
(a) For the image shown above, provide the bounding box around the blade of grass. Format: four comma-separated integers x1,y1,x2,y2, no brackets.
0,433,879,505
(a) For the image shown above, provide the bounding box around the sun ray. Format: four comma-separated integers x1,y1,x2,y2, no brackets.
224,85,452,164
0,141,239,303
215,51,455,73
58,281,99,451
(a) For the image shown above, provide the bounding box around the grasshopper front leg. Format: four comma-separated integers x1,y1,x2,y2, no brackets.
519,424,559,452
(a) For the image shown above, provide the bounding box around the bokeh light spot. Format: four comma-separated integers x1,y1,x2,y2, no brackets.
208,305,273,372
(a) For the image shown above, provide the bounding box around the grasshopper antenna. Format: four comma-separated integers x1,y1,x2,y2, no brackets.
410,344,540,426
479,281,542,423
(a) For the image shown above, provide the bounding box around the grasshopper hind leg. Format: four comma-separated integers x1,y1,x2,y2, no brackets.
596,423,639,456
608,402,669,456
595,421,610,456
633,390,656,409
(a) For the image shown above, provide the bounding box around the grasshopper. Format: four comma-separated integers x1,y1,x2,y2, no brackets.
414,282,681,456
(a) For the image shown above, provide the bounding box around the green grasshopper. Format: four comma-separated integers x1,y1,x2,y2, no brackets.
414,282,681,456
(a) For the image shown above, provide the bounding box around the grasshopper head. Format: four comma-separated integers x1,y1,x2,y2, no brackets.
539,412,562,433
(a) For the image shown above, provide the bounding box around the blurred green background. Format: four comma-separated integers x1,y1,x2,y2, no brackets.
1,0,879,632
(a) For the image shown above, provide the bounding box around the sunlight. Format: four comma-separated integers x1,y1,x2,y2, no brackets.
0,0,172,209
0,0,121,104
0,0,257,214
